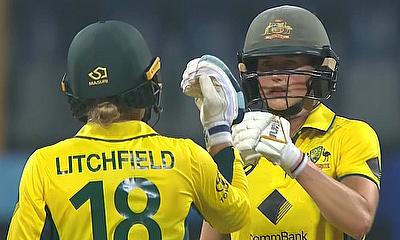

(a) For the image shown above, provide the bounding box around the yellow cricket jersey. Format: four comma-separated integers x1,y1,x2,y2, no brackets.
7,120,249,240
231,104,381,240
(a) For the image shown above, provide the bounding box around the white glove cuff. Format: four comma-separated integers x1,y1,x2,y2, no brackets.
204,121,230,130
204,124,232,150
281,142,308,178
290,154,308,178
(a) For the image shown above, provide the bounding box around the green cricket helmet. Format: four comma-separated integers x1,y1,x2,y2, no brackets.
61,20,162,122
237,5,338,116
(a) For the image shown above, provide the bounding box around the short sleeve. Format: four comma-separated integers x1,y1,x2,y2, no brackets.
7,150,47,239
336,121,381,189
185,140,250,233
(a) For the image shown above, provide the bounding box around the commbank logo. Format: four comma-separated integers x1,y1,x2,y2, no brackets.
250,231,308,240
258,190,292,225
88,66,109,86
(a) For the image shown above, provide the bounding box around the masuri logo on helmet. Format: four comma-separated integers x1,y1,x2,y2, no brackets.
60,20,162,122
88,67,109,86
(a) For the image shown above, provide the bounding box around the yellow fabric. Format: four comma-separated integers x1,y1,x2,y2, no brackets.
232,104,381,240
7,120,249,240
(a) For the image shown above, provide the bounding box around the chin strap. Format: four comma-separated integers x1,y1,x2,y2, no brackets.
267,100,304,118
142,105,163,126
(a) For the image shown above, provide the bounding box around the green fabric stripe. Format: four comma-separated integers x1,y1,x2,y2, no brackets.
74,133,158,142
213,147,235,183
40,205,59,240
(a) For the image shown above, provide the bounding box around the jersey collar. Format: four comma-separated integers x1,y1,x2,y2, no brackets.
75,120,158,141
301,103,336,132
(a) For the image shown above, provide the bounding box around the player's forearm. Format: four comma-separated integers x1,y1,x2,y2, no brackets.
205,146,250,233
209,143,233,156
219,157,250,232
202,182,249,234
297,161,373,239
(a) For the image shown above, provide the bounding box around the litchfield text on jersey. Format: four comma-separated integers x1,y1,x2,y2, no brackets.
56,150,175,175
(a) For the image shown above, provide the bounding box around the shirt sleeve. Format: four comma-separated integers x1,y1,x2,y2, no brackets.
187,141,250,233
7,150,47,240
336,121,381,189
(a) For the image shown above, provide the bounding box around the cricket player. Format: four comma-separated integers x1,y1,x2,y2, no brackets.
182,5,381,240
7,20,250,240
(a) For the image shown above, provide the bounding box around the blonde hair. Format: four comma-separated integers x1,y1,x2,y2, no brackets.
87,101,145,126
88,101,121,126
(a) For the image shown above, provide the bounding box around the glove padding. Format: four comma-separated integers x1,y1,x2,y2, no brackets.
232,111,308,178
232,112,266,165
181,55,245,150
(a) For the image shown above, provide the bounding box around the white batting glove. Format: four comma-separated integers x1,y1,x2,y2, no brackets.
232,112,267,166
181,55,245,150
233,112,308,178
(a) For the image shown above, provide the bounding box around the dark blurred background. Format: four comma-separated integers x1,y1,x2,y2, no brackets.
0,0,399,239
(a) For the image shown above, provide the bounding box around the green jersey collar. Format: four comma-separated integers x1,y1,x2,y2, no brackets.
75,120,158,142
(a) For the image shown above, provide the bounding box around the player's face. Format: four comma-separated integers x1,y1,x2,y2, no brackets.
257,55,314,111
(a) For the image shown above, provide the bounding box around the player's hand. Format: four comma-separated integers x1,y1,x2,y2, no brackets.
232,112,265,166
232,111,308,178
181,55,245,150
